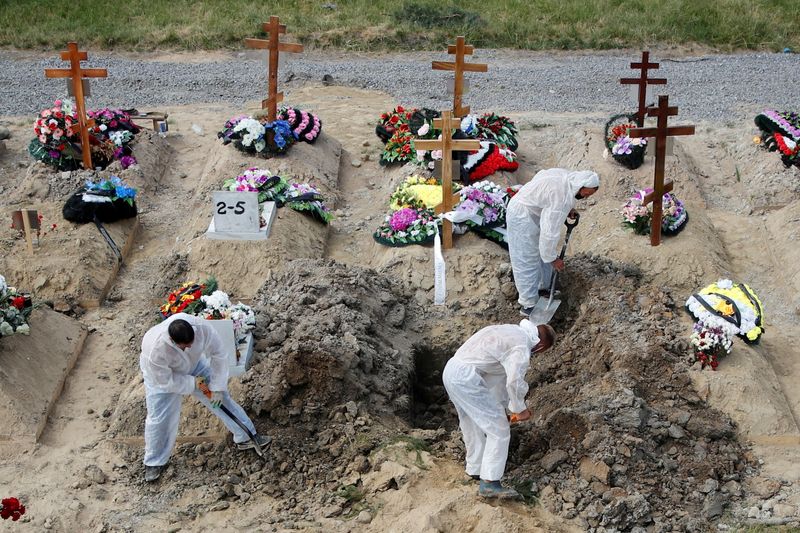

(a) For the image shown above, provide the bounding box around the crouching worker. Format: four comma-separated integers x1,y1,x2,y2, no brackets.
443,319,555,499
140,313,270,482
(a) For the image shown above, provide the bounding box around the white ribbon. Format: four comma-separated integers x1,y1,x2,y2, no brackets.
433,224,446,306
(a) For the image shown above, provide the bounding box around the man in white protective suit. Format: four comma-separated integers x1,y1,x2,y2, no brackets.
443,319,556,499
507,168,600,316
139,313,270,482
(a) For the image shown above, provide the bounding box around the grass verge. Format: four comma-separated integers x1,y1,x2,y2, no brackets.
0,0,798,52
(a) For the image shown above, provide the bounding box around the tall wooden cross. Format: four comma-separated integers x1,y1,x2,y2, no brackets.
245,16,304,121
414,111,480,249
44,42,107,169
629,95,694,246
620,51,667,127
432,37,488,118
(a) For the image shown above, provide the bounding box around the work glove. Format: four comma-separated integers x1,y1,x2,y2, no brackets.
195,376,223,408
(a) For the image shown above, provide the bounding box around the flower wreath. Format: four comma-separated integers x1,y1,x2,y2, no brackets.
29,100,141,171
685,279,765,344
218,115,296,158
62,176,138,224
0,275,33,338
389,175,461,211
160,277,218,319
461,113,519,151
452,180,510,246
279,107,322,144
690,320,733,370
373,206,439,247
620,188,688,236
604,113,647,170
376,106,414,143
223,168,333,225
462,141,519,181
754,109,800,168
196,289,256,343
88,108,140,169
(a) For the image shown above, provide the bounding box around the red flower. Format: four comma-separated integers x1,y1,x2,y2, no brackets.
10,297,26,310
1,497,26,521
396,106,404,113
390,115,399,125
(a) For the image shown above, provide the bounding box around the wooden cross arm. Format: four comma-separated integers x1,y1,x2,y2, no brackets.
262,21,287,34
413,139,443,151
447,44,475,55
261,92,284,108
278,42,304,53
646,104,679,118
60,50,88,61
434,192,463,214
431,61,488,73
245,38,270,49
666,125,695,136
642,181,674,204
620,77,667,85
631,61,659,69
45,67,108,79
628,127,656,139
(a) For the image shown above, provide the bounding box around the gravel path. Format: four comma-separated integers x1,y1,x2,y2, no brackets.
0,49,798,120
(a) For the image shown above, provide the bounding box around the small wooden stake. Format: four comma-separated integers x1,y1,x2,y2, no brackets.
432,36,488,118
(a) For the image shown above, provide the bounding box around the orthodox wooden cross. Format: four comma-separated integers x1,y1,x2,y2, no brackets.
245,16,304,121
629,95,695,246
44,42,107,169
432,36,488,118
415,111,480,249
620,51,666,127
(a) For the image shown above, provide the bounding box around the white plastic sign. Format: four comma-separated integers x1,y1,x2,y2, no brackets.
212,191,260,233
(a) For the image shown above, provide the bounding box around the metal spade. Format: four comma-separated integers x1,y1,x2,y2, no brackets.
528,213,580,325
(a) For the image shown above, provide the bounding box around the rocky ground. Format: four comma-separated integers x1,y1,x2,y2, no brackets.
0,49,799,532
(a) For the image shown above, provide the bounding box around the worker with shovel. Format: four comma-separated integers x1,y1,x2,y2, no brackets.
507,168,599,318
443,319,556,499
139,313,270,482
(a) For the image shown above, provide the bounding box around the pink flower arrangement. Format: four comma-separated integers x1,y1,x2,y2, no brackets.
389,207,419,231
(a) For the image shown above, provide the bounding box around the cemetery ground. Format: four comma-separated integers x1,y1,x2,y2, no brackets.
0,54,800,531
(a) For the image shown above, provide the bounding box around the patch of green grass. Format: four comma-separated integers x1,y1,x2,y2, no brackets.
737,526,800,533
372,434,431,470
335,484,365,504
0,0,797,51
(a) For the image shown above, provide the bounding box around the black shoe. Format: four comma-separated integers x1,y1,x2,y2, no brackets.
236,434,272,451
519,306,535,317
144,465,165,482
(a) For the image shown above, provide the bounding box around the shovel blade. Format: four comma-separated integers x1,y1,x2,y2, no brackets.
527,298,561,325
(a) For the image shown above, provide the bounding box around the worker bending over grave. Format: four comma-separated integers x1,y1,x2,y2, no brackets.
139,313,270,482
443,319,556,499
507,168,600,316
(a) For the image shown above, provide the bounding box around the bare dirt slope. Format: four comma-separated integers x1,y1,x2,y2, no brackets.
0,81,798,532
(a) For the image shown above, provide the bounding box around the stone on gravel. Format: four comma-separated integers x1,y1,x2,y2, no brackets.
84,465,107,484
541,449,569,473
356,510,372,524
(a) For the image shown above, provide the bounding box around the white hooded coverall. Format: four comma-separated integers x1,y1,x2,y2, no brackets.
507,168,600,308
140,313,257,467
442,319,540,482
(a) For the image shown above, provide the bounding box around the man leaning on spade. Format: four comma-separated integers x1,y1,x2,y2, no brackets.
507,168,600,317
139,313,271,482
444,318,556,499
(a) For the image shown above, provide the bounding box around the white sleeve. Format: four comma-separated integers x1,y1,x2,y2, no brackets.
201,324,230,392
538,190,569,264
143,347,195,395
500,345,530,413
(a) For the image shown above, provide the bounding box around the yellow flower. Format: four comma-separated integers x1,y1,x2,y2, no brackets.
753,136,762,145
713,300,734,316
746,327,761,341
180,294,196,302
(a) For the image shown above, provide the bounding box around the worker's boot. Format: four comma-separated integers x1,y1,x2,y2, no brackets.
478,480,522,500
236,434,272,451
144,465,165,483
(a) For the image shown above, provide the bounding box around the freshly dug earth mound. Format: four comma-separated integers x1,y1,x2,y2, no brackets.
243,258,419,424
503,255,753,531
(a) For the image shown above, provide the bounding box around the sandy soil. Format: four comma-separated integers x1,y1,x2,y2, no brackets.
0,79,798,532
